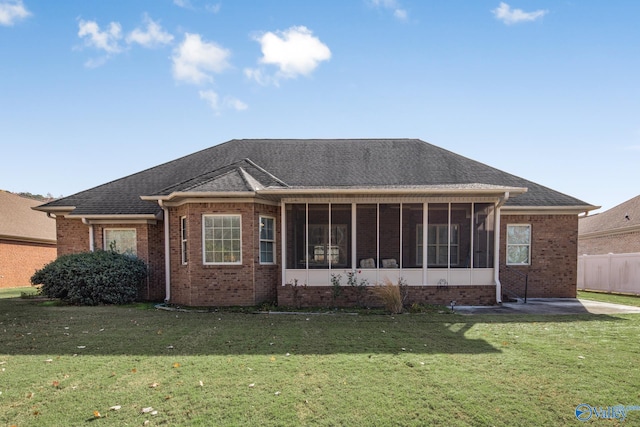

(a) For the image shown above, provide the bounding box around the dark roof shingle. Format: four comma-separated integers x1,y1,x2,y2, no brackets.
38,139,593,216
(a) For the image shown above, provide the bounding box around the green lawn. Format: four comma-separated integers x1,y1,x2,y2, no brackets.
1,296,639,426
578,290,640,307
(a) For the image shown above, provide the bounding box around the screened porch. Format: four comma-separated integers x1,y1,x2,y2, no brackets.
283,201,497,287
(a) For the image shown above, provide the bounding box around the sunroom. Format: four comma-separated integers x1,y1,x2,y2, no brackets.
279,188,521,291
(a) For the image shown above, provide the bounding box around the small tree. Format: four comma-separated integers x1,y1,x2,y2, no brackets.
31,251,147,305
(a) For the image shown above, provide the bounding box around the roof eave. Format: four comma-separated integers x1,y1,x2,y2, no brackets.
502,205,600,215
257,186,528,196
141,191,257,202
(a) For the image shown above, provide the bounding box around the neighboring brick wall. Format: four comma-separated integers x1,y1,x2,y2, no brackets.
0,239,56,288
167,202,280,307
578,230,640,255
500,214,578,298
277,284,496,308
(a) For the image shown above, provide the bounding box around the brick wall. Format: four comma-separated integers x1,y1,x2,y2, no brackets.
55,217,165,301
578,230,640,255
93,222,165,301
0,239,56,288
500,214,578,298
56,217,89,255
167,202,280,307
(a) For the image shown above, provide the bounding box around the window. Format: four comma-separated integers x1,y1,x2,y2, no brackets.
418,224,459,267
507,224,531,265
104,229,137,255
260,216,275,264
180,216,188,264
203,215,241,264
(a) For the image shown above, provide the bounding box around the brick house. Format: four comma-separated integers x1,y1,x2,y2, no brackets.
35,139,596,306
0,190,57,288
579,195,640,255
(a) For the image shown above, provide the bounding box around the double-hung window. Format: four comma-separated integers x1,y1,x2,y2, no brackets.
180,216,188,264
506,224,531,265
260,216,275,264
203,215,242,264
104,229,137,256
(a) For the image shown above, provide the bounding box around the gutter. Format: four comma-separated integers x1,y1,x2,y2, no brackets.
494,192,510,304
81,218,95,252
158,200,171,303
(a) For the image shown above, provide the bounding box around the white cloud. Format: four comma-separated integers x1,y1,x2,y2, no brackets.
126,15,174,48
78,19,123,54
199,90,247,113
248,26,331,85
173,0,192,9
206,3,221,14
225,96,248,111
0,0,31,26
492,2,548,25
172,33,231,84
368,0,408,21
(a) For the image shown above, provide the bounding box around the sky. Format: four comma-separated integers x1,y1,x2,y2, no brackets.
1,0,639,213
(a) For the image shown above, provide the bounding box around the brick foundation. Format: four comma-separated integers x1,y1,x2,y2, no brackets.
277,284,496,308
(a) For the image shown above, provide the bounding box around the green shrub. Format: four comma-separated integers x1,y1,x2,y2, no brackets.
30,251,147,305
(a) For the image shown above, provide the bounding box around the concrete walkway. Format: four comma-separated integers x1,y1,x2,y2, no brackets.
455,298,640,315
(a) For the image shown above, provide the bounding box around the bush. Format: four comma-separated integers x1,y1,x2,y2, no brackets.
373,278,404,314
31,251,147,305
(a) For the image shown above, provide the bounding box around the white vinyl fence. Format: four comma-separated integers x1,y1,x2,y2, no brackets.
578,253,640,295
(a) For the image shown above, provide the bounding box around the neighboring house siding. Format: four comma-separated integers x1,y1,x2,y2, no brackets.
579,230,640,255
500,214,578,298
0,239,56,288
168,202,279,307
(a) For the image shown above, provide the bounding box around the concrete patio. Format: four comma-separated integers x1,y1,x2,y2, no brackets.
455,298,640,315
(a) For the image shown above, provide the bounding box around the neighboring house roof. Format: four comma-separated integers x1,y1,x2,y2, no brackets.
579,195,640,237
36,139,595,217
0,190,56,244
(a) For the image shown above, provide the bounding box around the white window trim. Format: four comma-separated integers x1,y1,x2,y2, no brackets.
180,216,188,265
103,228,137,255
202,214,242,265
417,224,460,267
259,215,276,265
506,223,531,266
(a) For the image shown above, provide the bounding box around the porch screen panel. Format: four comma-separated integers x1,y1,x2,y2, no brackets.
427,203,449,267
402,204,423,268
286,204,306,269
307,204,330,269
451,203,471,268
331,204,352,268
379,204,400,268
356,204,377,268
473,203,495,268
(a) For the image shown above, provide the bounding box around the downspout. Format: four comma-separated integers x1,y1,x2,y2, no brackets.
494,192,510,304
82,218,95,252
159,200,171,303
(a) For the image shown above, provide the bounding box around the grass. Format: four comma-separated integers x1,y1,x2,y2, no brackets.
0,286,38,299
1,296,639,425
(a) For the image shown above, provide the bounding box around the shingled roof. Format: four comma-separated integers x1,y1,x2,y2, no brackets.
37,139,594,217
0,190,56,243
579,195,640,236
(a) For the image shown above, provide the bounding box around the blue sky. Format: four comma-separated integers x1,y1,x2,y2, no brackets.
1,1,639,212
